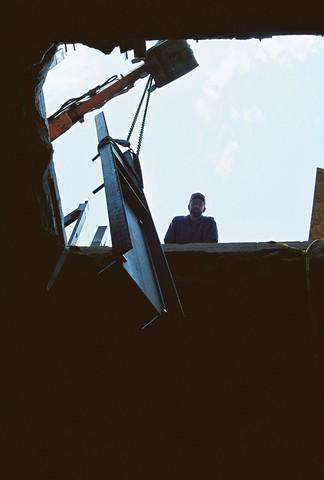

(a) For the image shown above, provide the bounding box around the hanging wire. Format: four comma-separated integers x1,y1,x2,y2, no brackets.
126,75,152,143
136,75,153,156
48,75,118,119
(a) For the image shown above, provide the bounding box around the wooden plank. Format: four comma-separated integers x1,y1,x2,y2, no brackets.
309,168,324,240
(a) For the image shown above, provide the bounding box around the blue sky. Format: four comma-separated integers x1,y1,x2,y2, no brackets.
43,36,324,245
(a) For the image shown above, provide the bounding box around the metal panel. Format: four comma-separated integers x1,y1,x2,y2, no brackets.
94,111,183,325
95,112,132,254
111,141,184,319
136,208,184,319
123,203,163,312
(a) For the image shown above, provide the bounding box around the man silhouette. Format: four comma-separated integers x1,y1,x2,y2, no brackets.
164,193,218,243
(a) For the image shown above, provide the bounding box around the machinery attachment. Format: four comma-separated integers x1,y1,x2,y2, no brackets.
145,40,198,90
48,40,198,141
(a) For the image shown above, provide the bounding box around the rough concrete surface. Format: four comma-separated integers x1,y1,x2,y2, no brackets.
2,5,324,479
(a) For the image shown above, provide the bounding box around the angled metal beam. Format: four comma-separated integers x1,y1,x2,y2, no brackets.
67,201,89,246
64,207,82,227
91,226,108,247
95,112,132,255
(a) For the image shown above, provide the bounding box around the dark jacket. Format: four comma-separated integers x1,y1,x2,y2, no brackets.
164,215,218,244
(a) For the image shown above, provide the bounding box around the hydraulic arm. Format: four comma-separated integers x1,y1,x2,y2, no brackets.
48,40,198,141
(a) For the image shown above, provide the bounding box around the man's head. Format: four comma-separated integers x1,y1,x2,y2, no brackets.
188,192,206,219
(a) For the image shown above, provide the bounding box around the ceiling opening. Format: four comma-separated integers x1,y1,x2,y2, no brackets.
43,36,324,246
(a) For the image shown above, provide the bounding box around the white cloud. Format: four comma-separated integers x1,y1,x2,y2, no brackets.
231,105,240,122
244,105,264,124
210,141,239,176
195,46,252,120
257,35,321,63
195,96,213,122
206,47,252,94
195,36,321,122
232,105,264,125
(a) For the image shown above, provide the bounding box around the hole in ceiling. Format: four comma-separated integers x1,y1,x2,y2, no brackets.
43,36,324,245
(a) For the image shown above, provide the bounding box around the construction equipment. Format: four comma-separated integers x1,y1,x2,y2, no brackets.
48,40,198,141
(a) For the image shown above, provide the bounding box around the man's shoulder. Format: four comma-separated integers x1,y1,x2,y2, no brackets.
172,215,189,223
202,216,216,223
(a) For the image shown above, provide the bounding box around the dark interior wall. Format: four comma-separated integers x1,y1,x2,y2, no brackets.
3,244,322,479
163,246,322,478
2,3,323,479
6,0,324,43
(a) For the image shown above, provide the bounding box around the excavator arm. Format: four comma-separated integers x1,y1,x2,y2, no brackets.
48,64,148,141
47,40,198,142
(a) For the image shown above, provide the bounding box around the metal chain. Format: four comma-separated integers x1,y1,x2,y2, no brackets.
126,74,152,143
136,75,153,156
